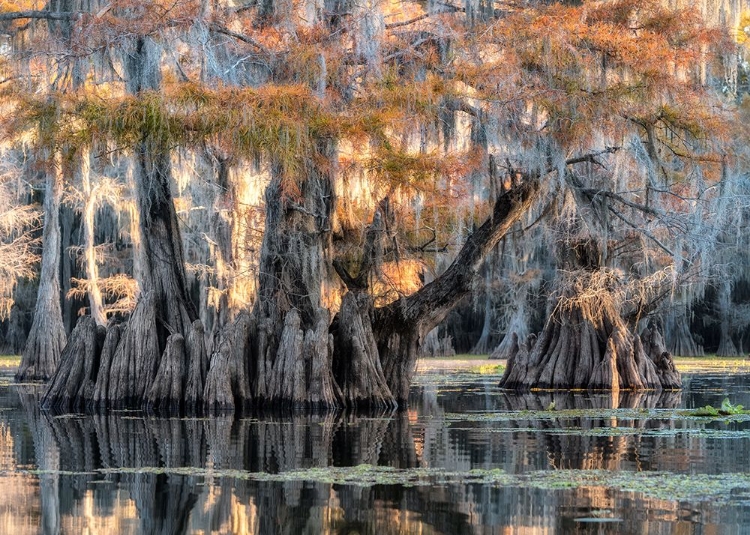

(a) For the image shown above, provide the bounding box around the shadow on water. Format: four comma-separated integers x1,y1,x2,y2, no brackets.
1,373,750,533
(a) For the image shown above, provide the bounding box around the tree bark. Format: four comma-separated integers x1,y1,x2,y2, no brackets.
248,145,341,410
41,315,105,412
490,300,530,360
42,36,200,411
716,279,739,357
499,271,681,391
471,266,494,354
203,312,253,412
16,155,66,381
332,291,395,409
80,145,107,326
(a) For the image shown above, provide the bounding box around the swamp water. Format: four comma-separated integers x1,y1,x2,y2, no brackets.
0,367,750,534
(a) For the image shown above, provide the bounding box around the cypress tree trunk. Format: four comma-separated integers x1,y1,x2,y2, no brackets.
665,303,704,357
716,280,739,357
499,269,681,391
330,209,396,409
80,145,107,326
16,155,66,381
332,291,394,409
42,36,202,411
490,300,530,360
203,141,342,411
471,267,494,354
250,148,341,410
41,315,105,411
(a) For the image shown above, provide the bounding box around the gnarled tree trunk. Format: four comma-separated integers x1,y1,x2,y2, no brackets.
499,270,681,391
251,152,341,410
332,291,394,409
203,143,342,411
42,36,202,412
16,155,66,382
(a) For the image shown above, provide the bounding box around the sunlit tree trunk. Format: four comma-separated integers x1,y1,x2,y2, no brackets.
16,154,66,381
43,36,201,412
373,179,541,404
251,148,341,409
80,145,106,326
500,242,681,392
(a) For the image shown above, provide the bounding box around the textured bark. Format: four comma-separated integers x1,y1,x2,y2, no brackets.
80,145,107,326
500,272,681,392
201,152,235,349
203,312,253,412
419,328,456,357
490,304,530,360
41,316,105,412
2,304,29,354
145,333,187,413
471,267,494,354
717,282,739,357
332,292,395,409
185,320,208,412
249,145,340,409
640,322,681,389
16,159,66,382
306,310,343,408
497,332,537,388
42,37,198,411
104,37,197,409
91,324,120,409
99,296,158,408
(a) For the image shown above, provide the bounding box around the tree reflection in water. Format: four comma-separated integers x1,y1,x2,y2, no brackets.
1,381,748,534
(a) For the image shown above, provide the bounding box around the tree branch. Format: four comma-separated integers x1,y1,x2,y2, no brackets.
208,23,271,55
375,176,541,335
385,13,431,30
0,10,78,21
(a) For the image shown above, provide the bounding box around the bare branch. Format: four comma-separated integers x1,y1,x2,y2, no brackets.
0,10,78,21
208,23,271,55
385,14,430,30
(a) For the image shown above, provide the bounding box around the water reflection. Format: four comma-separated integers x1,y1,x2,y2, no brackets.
1,374,750,533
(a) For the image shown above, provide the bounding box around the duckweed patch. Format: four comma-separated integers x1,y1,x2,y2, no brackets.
444,407,750,423
0,356,20,368
674,357,750,374
90,464,750,502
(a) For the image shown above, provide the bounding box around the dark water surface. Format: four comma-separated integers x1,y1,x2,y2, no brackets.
1,368,750,534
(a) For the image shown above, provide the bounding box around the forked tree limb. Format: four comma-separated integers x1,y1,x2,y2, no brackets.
373,149,626,340
374,176,541,336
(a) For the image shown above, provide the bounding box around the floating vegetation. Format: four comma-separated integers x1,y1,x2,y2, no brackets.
89,464,750,503
674,357,750,374
471,364,506,375
686,398,749,417
0,356,20,368
443,407,750,423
